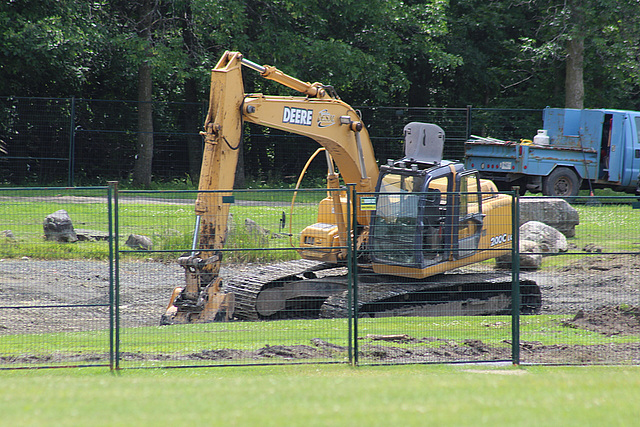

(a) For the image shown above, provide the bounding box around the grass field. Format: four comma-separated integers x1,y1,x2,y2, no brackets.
0,188,328,262
3,191,640,262
2,313,637,355
1,364,639,426
1,190,639,425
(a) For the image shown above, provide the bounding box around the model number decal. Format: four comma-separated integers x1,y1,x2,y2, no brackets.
490,233,513,246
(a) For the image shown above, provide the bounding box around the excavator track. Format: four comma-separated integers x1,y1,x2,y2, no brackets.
320,273,541,318
222,261,541,320
222,259,341,321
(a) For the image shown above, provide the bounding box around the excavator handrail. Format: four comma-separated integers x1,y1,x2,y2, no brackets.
289,147,328,247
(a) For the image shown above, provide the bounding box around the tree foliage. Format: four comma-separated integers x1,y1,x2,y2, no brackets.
2,0,638,107
1,0,639,185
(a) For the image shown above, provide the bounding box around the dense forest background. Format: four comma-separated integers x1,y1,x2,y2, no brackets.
1,0,639,186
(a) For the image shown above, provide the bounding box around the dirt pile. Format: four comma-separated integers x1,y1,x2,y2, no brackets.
563,305,640,336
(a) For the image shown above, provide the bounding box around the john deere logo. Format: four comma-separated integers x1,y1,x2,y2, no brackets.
317,109,335,128
282,107,312,126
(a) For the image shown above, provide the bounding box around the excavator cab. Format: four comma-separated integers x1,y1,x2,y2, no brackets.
369,123,489,278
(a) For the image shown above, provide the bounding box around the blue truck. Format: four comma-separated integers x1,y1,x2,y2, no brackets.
464,107,640,197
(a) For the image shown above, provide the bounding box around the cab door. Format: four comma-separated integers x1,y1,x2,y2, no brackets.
453,171,485,259
607,112,625,182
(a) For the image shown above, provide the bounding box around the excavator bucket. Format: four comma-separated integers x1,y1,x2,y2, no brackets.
161,277,235,325
200,280,235,322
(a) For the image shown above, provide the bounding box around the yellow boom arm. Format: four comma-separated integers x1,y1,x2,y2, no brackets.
162,51,379,324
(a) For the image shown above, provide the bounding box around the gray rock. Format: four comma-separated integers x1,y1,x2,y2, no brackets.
125,234,153,250
43,210,78,242
520,220,568,253
75,229,110,242
495,221,567,270
244,218,270,236
496,239,543,270
244,218,269,245
519,198,579,237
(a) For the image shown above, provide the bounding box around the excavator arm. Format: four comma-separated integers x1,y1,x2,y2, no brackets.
161,51,379,324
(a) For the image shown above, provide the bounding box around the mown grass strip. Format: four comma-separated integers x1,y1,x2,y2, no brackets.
0,364,640,426
2,315,638,359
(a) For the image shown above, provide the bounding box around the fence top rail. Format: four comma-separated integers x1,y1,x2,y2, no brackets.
118,188,343,194
1,96,546,113
0,96,72,102
470,107,542,113
356,106,470,111
0,186,110,192
0,95,204,106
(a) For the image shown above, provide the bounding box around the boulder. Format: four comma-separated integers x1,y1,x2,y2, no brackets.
75,229,110,242
519,198,579,237
244,218,270,237
496,239,543,270
125,234,153,250
244,218,269,245
520,220,568,253
495,221,567,270
43,210,78,242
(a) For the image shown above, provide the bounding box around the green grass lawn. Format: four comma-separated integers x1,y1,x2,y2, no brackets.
2,315,638,367
0,364,639,426
0,188,327,262
1,191,639,425
571,202,640,252
3,189,638,261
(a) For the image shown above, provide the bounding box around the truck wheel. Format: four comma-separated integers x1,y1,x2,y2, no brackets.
543,167,581,197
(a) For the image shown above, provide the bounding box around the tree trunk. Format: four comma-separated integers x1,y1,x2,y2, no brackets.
564,0,585,109
565,37,584,109
181,4,203,184
132,0,154,188
132,60,154,188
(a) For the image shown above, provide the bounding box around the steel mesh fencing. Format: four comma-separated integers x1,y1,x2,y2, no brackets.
0,97,73,186
358,107,471,162
114,188,353,368
517,196,640,365
2,187,639,369
1,96,547,187
0,187,114,369
468,108,543,143
354,190,522,365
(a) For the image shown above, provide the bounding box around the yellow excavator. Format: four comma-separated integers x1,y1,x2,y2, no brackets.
161,51,540,324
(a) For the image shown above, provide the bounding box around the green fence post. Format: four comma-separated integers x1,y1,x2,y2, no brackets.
511,188,521,365
350,184,359,366
466,105,473,140
112,181,121,370
68,97,76,187
107,182,116,370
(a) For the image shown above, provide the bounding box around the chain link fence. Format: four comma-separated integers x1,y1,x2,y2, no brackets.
0,96,543,187
113,188,354,368
517,195,640,365
1,188,638,370
0,186,115,368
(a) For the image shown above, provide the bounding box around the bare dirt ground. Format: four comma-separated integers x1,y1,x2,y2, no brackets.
1,254,639,365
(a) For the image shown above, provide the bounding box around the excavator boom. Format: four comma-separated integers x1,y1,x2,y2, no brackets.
162,51,379,324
